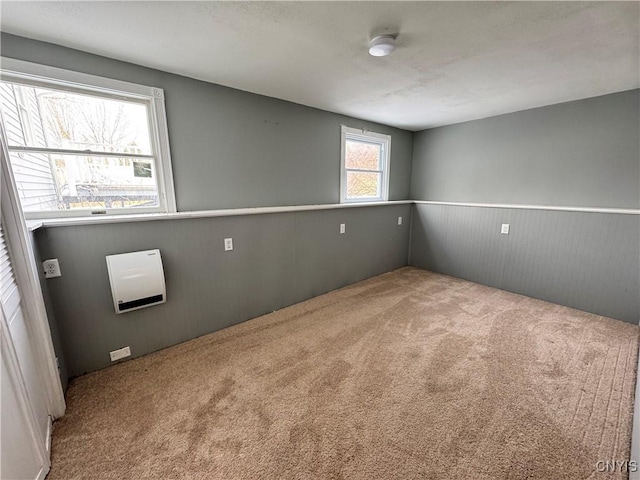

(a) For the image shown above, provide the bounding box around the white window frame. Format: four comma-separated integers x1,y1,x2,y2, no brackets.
0,57,176,219
15,87,36,146
340,125,391,203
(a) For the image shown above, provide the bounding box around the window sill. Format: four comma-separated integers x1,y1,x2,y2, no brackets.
26,200,413,230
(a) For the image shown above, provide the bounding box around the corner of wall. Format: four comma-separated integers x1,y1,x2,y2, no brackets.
30,230,68,391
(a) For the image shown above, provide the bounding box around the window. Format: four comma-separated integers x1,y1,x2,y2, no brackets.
0,58,175,218
340,126,391,203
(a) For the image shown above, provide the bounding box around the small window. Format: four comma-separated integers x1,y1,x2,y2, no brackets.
0,58,176,218
340,126,391,203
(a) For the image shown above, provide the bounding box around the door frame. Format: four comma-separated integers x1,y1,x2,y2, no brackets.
0,131,65,419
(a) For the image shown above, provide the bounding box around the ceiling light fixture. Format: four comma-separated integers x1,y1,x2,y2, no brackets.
368,35,396,57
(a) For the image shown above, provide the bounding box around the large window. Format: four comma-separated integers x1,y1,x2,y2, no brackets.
340,126,391,203
0,58,175,218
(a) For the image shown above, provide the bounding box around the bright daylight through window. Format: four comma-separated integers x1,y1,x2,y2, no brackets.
0,59,175,218
340,126,390,203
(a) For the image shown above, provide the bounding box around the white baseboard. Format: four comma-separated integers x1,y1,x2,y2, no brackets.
630,344,640,480
34,416,53,480
46,415,52,454
35,465,48,480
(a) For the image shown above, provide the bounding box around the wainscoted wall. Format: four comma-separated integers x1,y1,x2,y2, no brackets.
35,204,411,377
410,203,639,324
410,90,639,325
2,33,414,384
8,36,639,388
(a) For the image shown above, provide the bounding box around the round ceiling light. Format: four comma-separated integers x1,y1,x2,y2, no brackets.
368,35,396,57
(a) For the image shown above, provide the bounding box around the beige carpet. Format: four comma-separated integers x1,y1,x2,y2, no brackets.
49,267,639,480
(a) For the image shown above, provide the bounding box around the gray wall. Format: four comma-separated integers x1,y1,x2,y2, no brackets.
7,33,639,388
410,204,639,324
1,33,414,211
1,33,414,381
411,90,640,209
410,90,640,324
35,204,411,377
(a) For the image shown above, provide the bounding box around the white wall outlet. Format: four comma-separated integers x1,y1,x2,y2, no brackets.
109,346,131,362
42,258,61,278
224,238,233,251
501,224,510,235
339,223,346,234
398,216,403,226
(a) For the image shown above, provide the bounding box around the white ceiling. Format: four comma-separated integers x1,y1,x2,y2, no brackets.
1,1,638,131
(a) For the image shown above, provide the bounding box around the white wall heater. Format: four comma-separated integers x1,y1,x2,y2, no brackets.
106,249,166,314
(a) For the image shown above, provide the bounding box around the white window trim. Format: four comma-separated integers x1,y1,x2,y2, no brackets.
0,57,177,219
340,125,391,203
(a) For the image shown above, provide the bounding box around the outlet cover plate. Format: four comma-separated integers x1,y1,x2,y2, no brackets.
110,346,131,362
43,258,61,278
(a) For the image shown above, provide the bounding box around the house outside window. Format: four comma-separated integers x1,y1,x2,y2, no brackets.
340,125,391,203
0,58,175,218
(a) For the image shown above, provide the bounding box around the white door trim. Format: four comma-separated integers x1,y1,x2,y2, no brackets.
0,306,51,478
0,122,65,418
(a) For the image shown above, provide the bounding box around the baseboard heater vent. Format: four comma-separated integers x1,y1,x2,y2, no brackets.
106,249,166,314
117,294,164,312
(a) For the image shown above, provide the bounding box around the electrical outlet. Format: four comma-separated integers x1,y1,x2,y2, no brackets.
109,346,131,362
339,223,346,234
224,238,233,251
42,258,61,278
398,216,403,226
501,224,510,235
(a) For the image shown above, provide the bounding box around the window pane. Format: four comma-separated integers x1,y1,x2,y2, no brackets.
0,82,152,155
346,171,381,199
9,152,159,212
345,139,381,170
